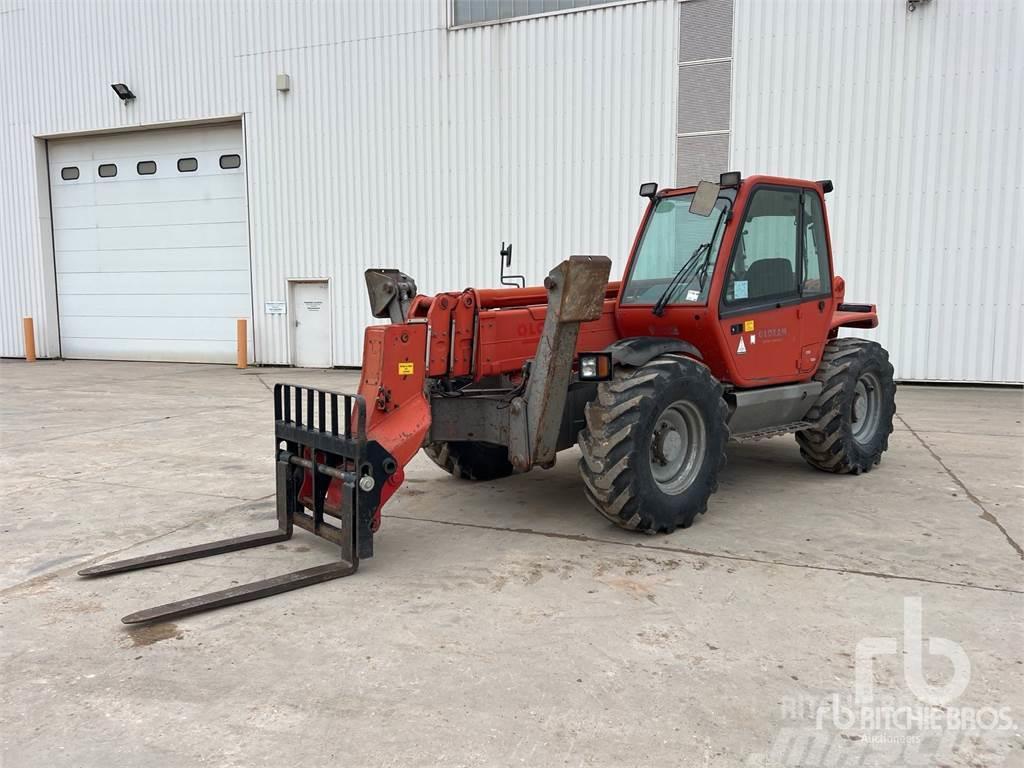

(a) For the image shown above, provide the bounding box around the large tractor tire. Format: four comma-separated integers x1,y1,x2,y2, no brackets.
796,338,896,474
423,441,515,481
577,356,729,533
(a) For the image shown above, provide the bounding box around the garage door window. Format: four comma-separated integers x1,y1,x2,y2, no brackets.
177,157,198,172
60,166,79,181
97,163,117,178
219,154,241,169
137,161,157,175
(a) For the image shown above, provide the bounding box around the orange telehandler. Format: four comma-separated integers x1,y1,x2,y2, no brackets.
82,173,896,623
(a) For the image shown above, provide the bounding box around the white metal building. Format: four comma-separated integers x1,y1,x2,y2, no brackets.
1,0,1021,382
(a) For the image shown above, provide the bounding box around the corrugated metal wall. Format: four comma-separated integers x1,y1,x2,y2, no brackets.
5,0,1020,382
731,0,1024,383
0,0,678,365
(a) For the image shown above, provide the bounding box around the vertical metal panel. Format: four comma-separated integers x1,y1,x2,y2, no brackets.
731,0,1023,383
676,0,733,187
677,60,731,133
1,0,677,365
679,0,732,60
677,133,730,185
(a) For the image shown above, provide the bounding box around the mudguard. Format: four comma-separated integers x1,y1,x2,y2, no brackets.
603,336,703,368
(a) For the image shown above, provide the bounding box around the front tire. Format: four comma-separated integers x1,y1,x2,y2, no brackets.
796,338,896,474
577,356,729,533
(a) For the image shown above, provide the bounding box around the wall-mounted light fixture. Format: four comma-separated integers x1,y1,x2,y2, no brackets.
907,0,932,12
276,74,291,93
110,83,135,103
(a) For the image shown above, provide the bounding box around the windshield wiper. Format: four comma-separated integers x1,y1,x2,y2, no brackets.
651,243,709,317
698,254,713,291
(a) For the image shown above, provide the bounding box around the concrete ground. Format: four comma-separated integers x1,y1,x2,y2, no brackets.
0,360,1021,767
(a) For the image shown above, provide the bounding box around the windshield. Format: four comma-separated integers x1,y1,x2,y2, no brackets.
621,193,732,305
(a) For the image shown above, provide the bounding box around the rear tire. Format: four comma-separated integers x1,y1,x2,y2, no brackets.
577,356,729,533
423,441,515,481
796,338,896,474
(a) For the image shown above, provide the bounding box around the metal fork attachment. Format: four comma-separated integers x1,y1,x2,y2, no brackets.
79,384,396,625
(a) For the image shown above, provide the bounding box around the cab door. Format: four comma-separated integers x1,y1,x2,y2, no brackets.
795,189,835,374
717,185,805,386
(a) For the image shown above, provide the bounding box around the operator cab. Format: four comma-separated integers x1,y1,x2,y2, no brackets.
617,172,837,387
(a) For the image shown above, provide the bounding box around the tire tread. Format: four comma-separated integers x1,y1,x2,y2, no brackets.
796,338,896,474
577,358,729,533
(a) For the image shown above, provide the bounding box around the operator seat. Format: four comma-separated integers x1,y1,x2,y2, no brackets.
745,258,795,298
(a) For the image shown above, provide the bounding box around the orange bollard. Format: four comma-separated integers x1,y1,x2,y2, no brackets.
236,318,248,369
23,317,36,362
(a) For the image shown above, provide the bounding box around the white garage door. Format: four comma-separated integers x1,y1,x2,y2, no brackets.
48,123,252,363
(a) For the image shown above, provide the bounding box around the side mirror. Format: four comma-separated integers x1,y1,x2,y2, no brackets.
639,182,658,199
689,179,720,216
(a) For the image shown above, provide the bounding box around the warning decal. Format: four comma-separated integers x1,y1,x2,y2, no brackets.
398,362,414,376
743,319,755,333
737,337,747,355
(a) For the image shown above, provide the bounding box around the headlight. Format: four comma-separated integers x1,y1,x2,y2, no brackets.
578,353,613,381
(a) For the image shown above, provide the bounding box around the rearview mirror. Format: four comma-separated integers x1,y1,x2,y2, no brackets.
689,179,720,216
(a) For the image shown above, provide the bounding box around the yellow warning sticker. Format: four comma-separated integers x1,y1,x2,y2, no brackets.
743,319,755,333
398,362,414,376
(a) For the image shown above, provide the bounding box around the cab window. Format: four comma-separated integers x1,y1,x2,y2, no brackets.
621,193,731,305
724,187,800,306
801,192,831,296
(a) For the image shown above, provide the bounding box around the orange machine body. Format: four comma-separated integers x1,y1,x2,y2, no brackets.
400,176,876,391
323,174,878,526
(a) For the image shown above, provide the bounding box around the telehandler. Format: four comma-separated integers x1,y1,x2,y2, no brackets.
81,172,896,623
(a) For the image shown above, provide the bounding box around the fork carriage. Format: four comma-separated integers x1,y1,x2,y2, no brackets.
79,384,396,624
